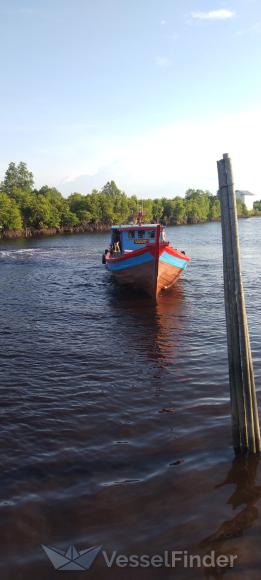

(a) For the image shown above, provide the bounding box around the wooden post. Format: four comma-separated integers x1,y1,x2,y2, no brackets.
154,224,161,300
217,153,261,454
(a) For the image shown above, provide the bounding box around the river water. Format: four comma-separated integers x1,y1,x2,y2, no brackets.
0,219,261,579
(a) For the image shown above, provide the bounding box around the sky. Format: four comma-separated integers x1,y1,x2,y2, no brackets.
0,0,261,199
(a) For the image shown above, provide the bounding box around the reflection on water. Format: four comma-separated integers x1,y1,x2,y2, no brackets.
0,220,261,579
209,455,261,540
107,281,185,368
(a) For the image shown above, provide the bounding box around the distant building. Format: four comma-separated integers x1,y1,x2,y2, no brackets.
235,190,255,211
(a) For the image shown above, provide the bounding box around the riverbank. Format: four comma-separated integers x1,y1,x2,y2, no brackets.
0,223,111,240
0,215,258,241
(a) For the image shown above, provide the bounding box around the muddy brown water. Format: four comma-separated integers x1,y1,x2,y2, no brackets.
0,219,261,579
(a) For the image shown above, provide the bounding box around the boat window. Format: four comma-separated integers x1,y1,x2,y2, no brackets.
128,230,135,239
150,230,155,239
138,230,145,238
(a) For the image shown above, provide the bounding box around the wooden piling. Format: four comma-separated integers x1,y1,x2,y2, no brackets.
217,153,261,454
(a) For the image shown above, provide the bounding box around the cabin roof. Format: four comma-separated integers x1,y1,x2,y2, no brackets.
111,224,161,229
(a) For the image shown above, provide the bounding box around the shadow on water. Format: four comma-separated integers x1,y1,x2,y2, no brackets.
198,455,261,579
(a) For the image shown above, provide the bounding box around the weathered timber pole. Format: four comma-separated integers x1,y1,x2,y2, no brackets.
217,153,261,454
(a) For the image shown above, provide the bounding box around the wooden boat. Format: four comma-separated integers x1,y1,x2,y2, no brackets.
102,216,190,300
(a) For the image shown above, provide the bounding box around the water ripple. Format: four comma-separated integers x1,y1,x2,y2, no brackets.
1,222,261,578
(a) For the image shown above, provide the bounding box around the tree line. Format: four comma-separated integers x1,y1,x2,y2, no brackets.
0,161,254,234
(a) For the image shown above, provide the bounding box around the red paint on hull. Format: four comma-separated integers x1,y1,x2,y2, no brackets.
106,243,190,300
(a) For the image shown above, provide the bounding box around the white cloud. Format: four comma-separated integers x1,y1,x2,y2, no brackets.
191,9,235,21
57,110,261,199
155,56,171,68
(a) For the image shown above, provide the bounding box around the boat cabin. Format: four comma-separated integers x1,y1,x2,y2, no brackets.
110,225,167,254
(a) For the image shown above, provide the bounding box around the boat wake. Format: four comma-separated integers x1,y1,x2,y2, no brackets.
0,247,99,260
0,248,43,259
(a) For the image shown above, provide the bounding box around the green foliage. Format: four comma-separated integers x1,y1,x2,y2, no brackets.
152,199,164,222
24,195,60,228
2,161,34,196
140,199,153,223
68,191,101,224
102,181,130,223
0,192,23,230
39,186,79,226
172,197,187,223
185,189,210,223
0,162,253,234
209,196,221,221
253,200,261,215
162,197,186,224
236,199,248,217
